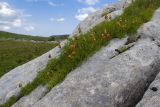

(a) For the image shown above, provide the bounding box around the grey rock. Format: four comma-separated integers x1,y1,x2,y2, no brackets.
152,8,160,21
135,9,160,107
12,86,48,107
136,73,160,107
138,20,160,40
32,38,160,107
138,9,160,40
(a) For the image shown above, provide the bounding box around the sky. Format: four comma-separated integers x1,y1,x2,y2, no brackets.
0,0,118,37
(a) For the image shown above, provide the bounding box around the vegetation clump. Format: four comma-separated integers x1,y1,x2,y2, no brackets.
0,40,57,77
1,0,160,106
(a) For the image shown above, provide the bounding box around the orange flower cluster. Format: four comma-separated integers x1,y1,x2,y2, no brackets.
117,18,125,28
68,44,77,59
101,29,111,40
70,44,76,50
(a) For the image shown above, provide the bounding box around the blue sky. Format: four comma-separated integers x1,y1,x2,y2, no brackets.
0,0,117,36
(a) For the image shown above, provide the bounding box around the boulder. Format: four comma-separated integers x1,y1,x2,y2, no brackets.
136,73,160,107
138,8,160,40
134,8,160,107
12,86,48,107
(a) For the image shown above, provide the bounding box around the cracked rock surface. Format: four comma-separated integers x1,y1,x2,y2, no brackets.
135,8,160,107
12,86,48,107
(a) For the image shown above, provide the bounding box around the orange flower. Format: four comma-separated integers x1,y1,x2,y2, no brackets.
101,33,107,39
70,44,76,50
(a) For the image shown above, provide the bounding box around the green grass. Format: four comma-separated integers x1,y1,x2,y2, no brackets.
0,40,57,78
1,0,160,106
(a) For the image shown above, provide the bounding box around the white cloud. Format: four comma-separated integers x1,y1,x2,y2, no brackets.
12,19,22,27
104,3,109,7
50,17,55,21
48,1,64,7
0,2,34,32
75,13,88,21
1,26,10,30
24,26,35,31
75,7,99,21
0,2,16,16
57,18,65,22
78,7,98,14
50,17,65,22
0,2,23,31
78,0,99,5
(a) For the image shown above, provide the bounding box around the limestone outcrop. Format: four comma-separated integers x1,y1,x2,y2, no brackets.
0,0,128,105
135,8,160,107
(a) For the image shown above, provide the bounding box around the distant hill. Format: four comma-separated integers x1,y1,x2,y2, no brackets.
0,31,69,41
49,35,69,41
0,31,49,41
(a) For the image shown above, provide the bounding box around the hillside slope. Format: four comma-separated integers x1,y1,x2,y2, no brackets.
1,0,160,107
0,41,57,77
0,31,69,41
